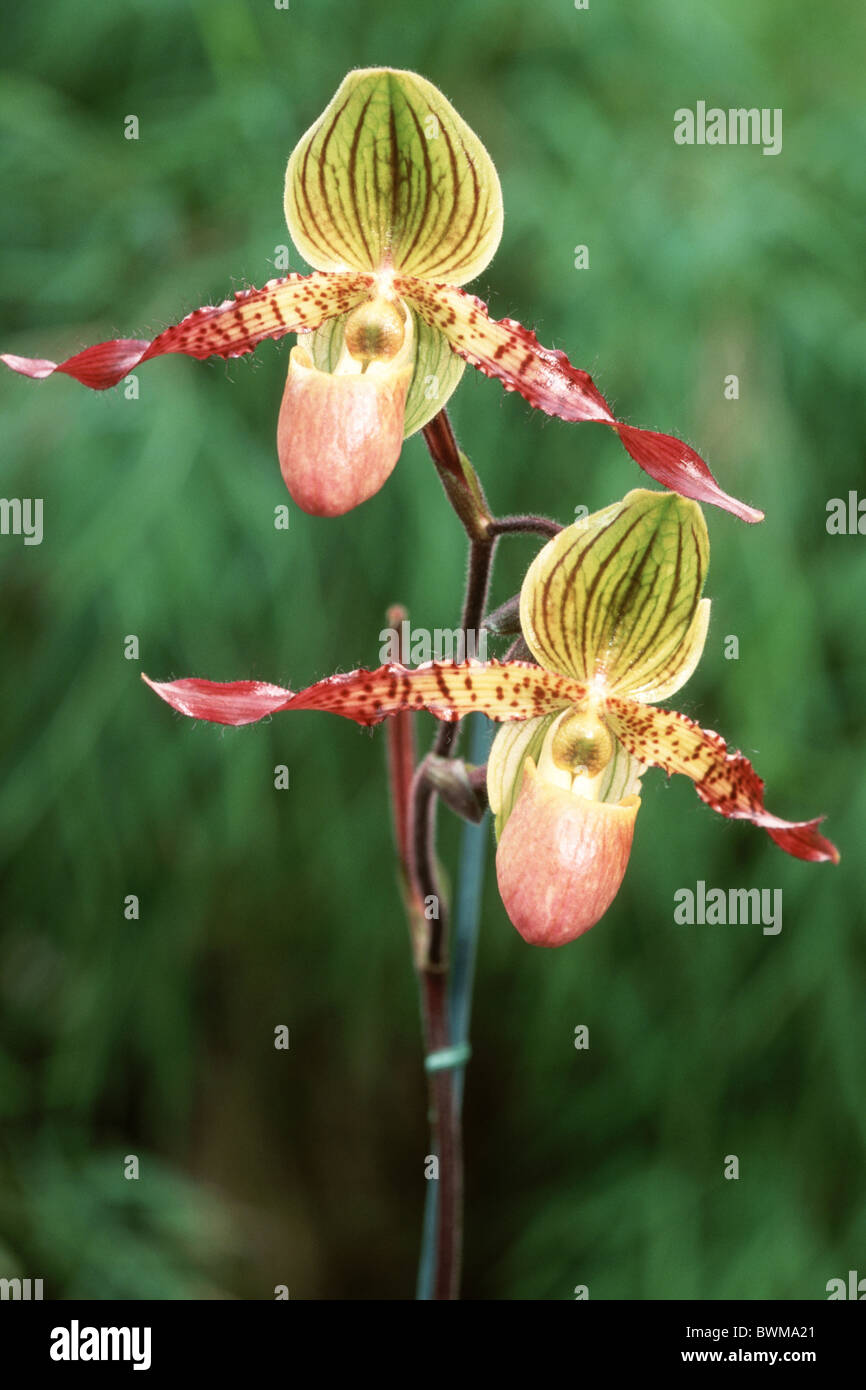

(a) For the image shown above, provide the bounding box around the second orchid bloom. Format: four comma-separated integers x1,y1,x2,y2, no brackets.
144,489,838,947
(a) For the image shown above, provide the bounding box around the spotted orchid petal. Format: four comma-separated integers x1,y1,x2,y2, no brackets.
285,68,503,283
397,278,763,523
519,489,711,701
142,660,586,729
603,696,840,863
1,272,372,389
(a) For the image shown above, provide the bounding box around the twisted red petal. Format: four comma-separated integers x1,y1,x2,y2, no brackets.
613,425,760,524
604,695,839,863
143,660,585,728
141,677,296,726
398,277,763,523
1,271,372,390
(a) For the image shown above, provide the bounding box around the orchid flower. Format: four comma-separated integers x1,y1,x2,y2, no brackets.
143,489,837,946
2,68,761,523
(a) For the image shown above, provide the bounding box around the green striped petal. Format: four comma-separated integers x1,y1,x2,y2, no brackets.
305,308,465,437
487,713,561,839
519,489,710,702
285,68,503,282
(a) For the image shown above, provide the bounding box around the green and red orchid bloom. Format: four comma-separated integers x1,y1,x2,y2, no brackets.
2,68,762,523
143,489,837,947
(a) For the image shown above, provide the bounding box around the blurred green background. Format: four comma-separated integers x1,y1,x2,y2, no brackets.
0,0,863,1300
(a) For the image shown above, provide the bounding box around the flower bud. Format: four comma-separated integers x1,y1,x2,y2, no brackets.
495,759,640,947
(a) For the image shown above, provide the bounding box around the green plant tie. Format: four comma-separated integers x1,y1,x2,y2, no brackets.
424,1043,472,1074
